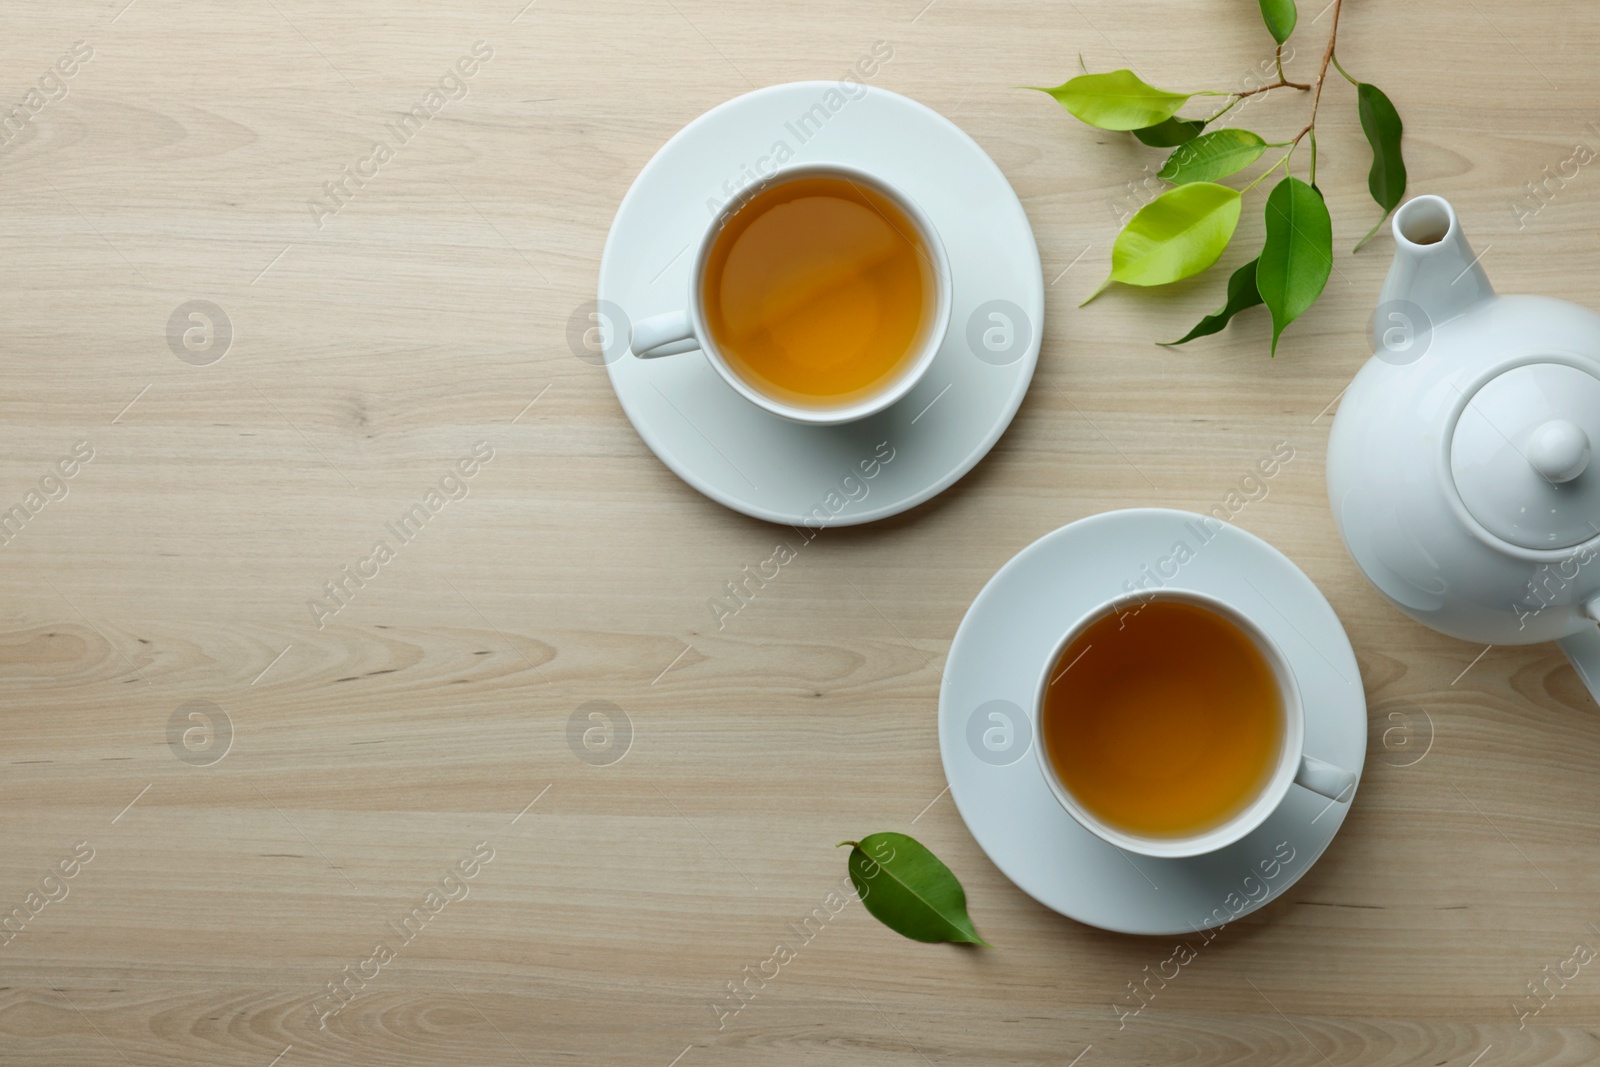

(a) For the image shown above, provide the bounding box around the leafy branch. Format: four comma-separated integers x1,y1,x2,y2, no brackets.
1032,0,1407,354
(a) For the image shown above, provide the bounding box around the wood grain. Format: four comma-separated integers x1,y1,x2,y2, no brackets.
3,0,1600,1063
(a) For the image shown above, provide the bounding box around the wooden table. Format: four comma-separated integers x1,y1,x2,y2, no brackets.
3,1,1599,1063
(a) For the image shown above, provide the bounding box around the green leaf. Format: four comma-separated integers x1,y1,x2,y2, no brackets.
838,833,988,946
1032,70,1190,131
1354,82,1406,250
1157,129,1268,184
1256,176,1332,354
1160,257,1264,345
1133,116,1206,147
1258,0,1297,44
1085,182,1242,302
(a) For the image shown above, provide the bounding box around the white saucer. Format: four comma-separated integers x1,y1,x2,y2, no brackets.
596,82,1042,526
938,509,1367,935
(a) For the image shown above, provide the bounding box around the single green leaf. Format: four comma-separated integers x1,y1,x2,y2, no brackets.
1256,176,1332,354
1031,70,1190,132
1160,257,1264,345
838,833,988,946
1085,182,1242,302
1158,129,1268,184
1133,116,1206,147
1354,82,1406,250
1258,0,1297,43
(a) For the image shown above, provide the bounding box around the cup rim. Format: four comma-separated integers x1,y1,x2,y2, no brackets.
1031,587,1306,860
686,161,952,426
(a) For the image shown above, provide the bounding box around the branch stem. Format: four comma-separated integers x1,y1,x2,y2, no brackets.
1271,0,1345,182
1330,51,1359,85
1243,153,1290,194
1308,0,1343,117
1235,76,1311,100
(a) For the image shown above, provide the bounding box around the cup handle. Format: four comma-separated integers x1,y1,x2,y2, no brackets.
1295,753,1357,803
630,310,699,359
1557,615,1600,707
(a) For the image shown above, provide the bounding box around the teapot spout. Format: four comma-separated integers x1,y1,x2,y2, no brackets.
1375,195,1494,348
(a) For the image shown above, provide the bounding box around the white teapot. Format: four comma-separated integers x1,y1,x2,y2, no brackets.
1328,195,1600,701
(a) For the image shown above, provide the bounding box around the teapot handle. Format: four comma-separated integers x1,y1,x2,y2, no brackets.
1558,600,1600,705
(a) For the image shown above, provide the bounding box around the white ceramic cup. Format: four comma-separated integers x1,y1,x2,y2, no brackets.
1032,588,1357,860
626,162,952,426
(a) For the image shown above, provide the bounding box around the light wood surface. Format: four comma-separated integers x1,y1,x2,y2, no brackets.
4,1,1600,1063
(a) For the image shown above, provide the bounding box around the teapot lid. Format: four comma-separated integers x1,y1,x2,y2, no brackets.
1450,361,1600,550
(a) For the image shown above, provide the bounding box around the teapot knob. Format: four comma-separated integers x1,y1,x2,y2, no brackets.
1528,419,1591,484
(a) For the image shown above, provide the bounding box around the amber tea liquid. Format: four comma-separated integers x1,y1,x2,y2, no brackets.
701,175,934,410
1041,599,1285,839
